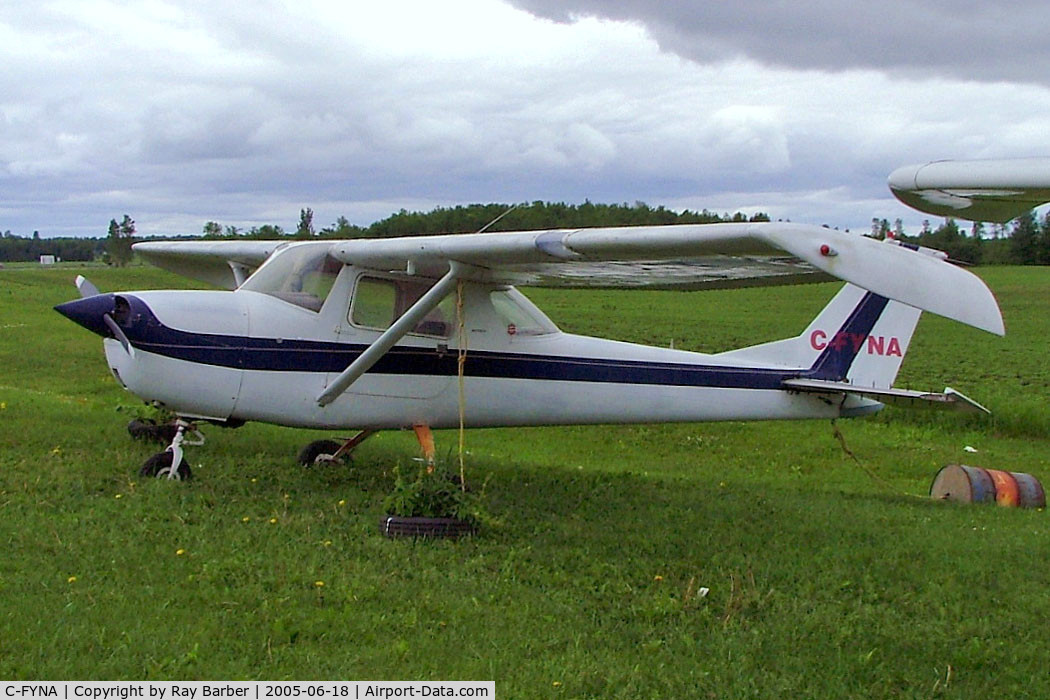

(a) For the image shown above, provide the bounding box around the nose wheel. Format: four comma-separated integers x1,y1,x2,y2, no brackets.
139,451,192,480
139,419,202,481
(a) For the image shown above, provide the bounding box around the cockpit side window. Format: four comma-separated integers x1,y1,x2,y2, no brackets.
241,243,342,312
351,278,397,329
349,275,454,338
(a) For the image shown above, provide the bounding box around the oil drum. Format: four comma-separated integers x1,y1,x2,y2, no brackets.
930,464,1045,508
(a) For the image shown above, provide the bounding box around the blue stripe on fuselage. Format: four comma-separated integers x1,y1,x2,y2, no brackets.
114,292,888,390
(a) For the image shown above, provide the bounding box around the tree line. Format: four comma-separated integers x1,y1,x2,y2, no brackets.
869,211,1050,265
0,230,103,263
1,202,768,262
196,202,771,241
5,201,1050,265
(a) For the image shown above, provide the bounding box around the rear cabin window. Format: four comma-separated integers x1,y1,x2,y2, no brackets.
489,289,556,336
350,276,454,338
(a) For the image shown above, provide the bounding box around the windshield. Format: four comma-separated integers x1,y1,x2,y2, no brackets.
241,243,342,312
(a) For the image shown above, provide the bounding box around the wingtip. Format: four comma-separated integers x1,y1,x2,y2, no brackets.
887,163,923,192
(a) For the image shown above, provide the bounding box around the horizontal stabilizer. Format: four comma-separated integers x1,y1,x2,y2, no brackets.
783,378,990,414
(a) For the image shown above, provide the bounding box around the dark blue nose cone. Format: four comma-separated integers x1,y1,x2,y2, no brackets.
54,294,117,337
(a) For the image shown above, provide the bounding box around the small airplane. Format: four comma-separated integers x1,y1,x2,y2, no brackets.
54,159,1043,480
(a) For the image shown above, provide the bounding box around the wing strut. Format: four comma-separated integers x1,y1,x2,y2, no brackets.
316,263,464,407
228,262,252,288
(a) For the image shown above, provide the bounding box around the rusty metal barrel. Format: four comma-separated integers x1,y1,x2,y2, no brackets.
930,464,1045,508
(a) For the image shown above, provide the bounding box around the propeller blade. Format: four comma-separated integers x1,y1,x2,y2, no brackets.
102,313,134,357
75,275,101,298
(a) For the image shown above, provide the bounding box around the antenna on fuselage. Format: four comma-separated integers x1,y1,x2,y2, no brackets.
476,203,521,234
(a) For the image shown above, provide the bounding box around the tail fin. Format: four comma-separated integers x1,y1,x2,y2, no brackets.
802,284,921,388
720,282,992,413
719,283,921,388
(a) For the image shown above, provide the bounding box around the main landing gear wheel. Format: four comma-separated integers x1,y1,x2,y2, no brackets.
296,430,378,467
139,451,193,480
297,439,344,467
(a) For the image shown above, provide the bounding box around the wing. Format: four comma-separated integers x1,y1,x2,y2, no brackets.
331,221,1004,335
889,157,1050,223
133,239,287,289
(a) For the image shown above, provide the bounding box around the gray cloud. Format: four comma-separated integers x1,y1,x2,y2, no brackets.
509,0,1050,86
2,0,1049,240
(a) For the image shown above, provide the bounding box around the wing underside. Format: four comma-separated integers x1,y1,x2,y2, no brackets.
498,255,828,290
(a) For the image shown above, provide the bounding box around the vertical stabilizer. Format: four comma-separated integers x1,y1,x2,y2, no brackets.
719,283,922,389
804,285,921,388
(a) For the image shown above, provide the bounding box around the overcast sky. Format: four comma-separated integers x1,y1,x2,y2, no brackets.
3,0,1049,238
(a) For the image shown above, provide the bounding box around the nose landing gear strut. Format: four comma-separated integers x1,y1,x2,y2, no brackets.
139,419,203,481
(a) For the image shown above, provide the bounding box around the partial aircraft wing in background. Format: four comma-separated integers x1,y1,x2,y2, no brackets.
889,157,1050,223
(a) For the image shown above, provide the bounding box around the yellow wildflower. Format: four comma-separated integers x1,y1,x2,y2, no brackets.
67,576,77,584
176,549,186,556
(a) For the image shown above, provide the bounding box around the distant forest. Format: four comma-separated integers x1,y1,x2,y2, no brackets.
3,200,1050,265
0,231,104,263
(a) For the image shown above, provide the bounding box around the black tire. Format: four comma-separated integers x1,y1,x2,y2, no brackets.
297,439,344,467
379,515,476,539
139,451,192,481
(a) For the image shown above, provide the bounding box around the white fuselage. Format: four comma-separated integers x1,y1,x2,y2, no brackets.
98,267,875,430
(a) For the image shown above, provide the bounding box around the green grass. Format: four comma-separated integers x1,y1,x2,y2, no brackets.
2,265,1050,696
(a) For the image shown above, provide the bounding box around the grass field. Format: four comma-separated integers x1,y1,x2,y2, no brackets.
2,264,1050,697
